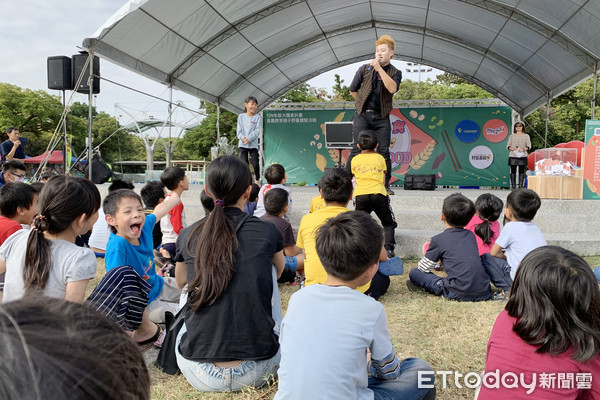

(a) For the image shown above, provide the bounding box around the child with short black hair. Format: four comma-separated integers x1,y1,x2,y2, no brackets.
351,130,397,257
275,211,435,400
200,189,214,216
479,246,600,398
260,188,304,283
490,188,546,282
102,188,181,343
89,179,135,256
408,193,493,301
159,166,189,259
297,168,390,299
243,183,260,215
254,163,292,220
141,181,166,250
0,182,39,301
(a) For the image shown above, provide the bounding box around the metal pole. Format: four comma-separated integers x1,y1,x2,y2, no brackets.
592,61,598,120
544,92,551,148
87,51,94,181
167,85,172,167
216,100,221,142
62,90,68,174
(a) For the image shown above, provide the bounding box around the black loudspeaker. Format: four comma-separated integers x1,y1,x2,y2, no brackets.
85,158,112,184
324,122,354,149
404,174,436,191
47,56,73,90
72,53,100,94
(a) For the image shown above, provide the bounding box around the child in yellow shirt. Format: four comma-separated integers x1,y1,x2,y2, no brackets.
351,130,397,258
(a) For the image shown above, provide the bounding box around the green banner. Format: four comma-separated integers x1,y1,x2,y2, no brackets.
583,119,600,200
264,106,512,187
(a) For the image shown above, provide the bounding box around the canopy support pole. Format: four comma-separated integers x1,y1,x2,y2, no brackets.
592,61,598,120
216,100,221,142
87,50,95,181
167,84,173,167
544,92,551,148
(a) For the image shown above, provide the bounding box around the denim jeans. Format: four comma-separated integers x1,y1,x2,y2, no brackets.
594,266,600,284
369,358,437,400
480,253,512,290
409,268,492,301
176,324,281,392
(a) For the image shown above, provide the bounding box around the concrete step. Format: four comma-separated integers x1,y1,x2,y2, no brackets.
97,183,600,258
392,208,590,235
392,229,600,259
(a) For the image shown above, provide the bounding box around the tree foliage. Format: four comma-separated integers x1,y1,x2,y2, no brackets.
175,102,237,159
278,83,330,102
332,74,353,101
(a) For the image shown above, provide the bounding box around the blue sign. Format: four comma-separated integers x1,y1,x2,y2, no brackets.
455,120,480,143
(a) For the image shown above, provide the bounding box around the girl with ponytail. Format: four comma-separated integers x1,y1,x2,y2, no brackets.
173,156,284,392
465,193,504,255
0,175,100,303
466,193,512,299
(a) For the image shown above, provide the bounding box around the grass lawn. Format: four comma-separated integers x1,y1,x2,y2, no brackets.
90,256,600,400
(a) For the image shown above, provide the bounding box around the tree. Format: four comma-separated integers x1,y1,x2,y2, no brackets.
278,83,329,102
0,83,64,156
176,102,237,159
332,74,353,101
435,72,470,87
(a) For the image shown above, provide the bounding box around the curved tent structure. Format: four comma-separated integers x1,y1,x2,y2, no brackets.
83,0,600,116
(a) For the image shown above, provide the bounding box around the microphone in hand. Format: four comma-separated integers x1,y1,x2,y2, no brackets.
367,57,381,72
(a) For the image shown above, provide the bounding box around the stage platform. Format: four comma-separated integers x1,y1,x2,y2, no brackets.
97,184,600,259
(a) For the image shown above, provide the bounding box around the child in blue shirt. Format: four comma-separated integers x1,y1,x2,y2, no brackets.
103,188,181,344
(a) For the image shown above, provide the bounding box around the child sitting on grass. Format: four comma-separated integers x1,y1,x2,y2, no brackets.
243,183,260,215
140,181,166,250
260,188,304,283
102,188,181,344
0,182,39,302
407,193,493,301
254,163,292,221
465,193,511,298
159,166,189,259
297,168,390,299
479,246,600,399
0,176,100,304
489,188,546,284
275,211,436,400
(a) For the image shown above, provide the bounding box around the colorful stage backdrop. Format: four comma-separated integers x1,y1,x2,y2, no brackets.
583,119,600,200
264,106,512,187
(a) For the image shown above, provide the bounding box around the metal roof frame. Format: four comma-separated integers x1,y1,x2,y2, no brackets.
83,0,600,116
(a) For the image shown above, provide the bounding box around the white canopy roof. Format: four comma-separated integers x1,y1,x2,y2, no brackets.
83,0,600,115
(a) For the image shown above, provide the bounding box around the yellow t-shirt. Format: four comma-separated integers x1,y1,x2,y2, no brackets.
351,152,387,197
309,195,326,213
297,205,371,292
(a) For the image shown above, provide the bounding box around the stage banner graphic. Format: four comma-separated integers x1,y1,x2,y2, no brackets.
264,106,511,186
583,119,600,200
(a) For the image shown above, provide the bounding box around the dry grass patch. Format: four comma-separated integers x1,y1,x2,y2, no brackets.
87,257,599,400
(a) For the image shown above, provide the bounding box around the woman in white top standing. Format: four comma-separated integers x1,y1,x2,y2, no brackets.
506,121,531,189
237,96,262,186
